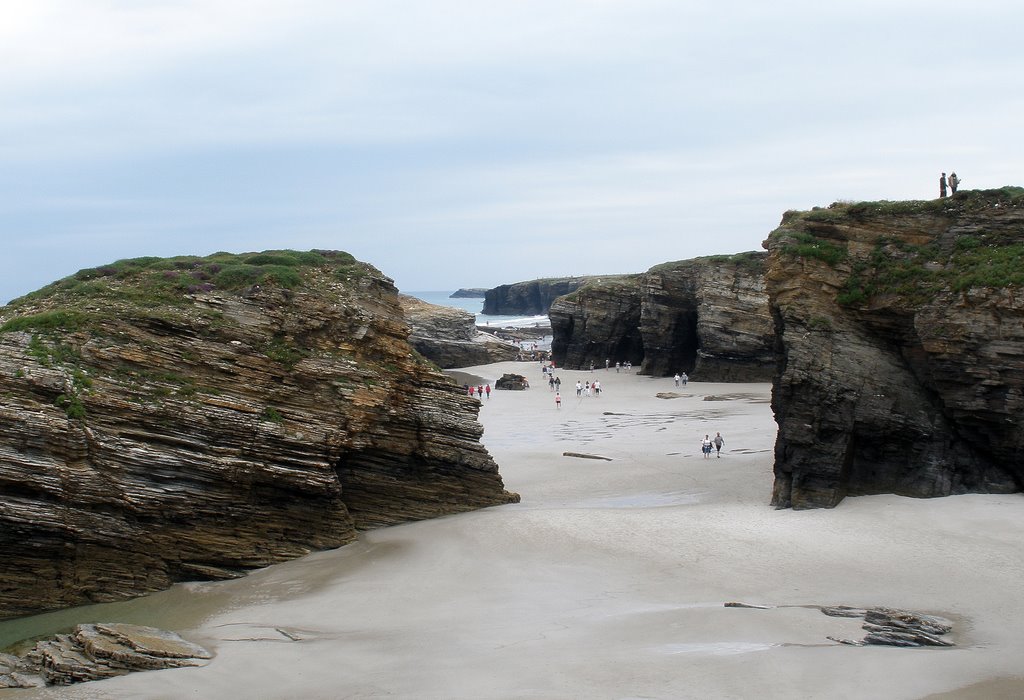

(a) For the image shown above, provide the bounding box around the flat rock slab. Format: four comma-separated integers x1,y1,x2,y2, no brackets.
90,623,213,661
728,603,955,648
0,623,212,688
562,452,613,461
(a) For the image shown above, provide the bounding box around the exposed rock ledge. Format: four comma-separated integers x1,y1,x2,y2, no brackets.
0,623,211,688
0,250,518,618
399,294,520,368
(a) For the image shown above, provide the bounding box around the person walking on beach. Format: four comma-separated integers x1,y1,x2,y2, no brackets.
949,172,960,193
555,392,561,409
713,432,725,458
485,384,491,399
701,435,713,459
674,373,681,387
939,172,948,198
681,372,688,386
576,380,583,397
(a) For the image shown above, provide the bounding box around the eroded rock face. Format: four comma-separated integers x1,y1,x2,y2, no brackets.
482,277,590,315
0,251,518,617
1,623,210,688
549,276,644,370
399,294,520,369
765,189,1024,508
641,255,774,380
549,254,774,380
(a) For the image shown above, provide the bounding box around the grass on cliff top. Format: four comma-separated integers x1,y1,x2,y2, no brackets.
788,186,1024,225
698,251,767,270
645,251,766,276
558,274,643,302
771,187,1024,304
838,234,1024,305
2,249,366,333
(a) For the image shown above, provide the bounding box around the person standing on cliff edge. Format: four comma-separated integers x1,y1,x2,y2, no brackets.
939,172,948,198
949,172,960,194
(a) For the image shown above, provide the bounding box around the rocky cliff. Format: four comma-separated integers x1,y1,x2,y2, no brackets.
549,254,774,380
766,188,1024,508
399,294,520,368
0,250,518,618
549,276,644,369
449,288,488,298
482,277,589,315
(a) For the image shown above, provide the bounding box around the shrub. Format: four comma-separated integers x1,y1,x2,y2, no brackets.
781,232,847,267
56,393,86,419
245,253,301,267
1,311,88,334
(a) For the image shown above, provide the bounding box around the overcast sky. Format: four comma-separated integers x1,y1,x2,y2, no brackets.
2,0,1021,304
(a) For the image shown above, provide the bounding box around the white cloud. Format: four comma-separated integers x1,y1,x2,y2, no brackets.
1,0,1022,302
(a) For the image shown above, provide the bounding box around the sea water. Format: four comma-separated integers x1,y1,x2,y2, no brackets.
402,291,549,330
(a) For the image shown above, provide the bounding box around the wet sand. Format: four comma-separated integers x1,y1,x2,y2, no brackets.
5,361,1024,699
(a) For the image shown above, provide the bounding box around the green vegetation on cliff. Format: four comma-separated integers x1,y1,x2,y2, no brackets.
699,251,768,271
0,249,377,419
839,234,1024,305
791,186,1024,224
2,249,366,330
772,187,1024,306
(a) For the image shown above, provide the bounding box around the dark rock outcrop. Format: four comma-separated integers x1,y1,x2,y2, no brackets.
549,276,645,370
494,373,530,390
483,277,590,315
399,295,519,368
0,250,519,618
449,288,487,298
549,254,774,380
765,188,1024,508
641,255,774,379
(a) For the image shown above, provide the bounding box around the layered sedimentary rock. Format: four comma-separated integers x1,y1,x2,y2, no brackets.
0,250,518,618
641,255,774,380
482,277,589,315
549,276,644,369
549,254,774,380
766,188,1024,508
1,623,210,688
399,295,519,368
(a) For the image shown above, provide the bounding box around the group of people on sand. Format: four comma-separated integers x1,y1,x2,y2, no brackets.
553,379,603,408
939,171,961,198
465,383,491,399
548,364,728,459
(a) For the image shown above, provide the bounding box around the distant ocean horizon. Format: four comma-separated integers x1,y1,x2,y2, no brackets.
404,290,549,330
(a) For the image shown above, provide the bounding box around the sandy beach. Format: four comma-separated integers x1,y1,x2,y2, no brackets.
5,361,1024,699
